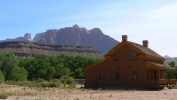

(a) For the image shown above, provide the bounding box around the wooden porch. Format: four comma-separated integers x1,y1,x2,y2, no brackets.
159,79,176,85
145,62,176,88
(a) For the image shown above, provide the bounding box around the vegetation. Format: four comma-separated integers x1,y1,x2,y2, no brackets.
0,52,103,83
0,93,8,99
164,61,177,79
0,70,5,83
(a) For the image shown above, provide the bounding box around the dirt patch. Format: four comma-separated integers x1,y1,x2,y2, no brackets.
1,84,177,100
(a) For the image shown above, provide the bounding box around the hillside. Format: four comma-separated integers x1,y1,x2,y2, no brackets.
0,41,103,58
33,24,119,53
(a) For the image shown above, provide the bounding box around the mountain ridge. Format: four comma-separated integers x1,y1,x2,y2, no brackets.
1,24,119,54
0,41,103,58
33,24,119,53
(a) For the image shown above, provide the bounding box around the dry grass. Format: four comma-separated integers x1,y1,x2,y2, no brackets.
1,84,177,100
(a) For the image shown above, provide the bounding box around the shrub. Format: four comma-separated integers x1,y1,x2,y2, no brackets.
68,82,76,88
0,71,5,83
50,79,59,82
48,82,60,87
60,75,75,88
0,93,8,99
67,77,74,84
35,79,45,83
5,80,16,85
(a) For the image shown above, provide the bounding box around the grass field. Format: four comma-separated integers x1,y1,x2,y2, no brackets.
1,83,177,100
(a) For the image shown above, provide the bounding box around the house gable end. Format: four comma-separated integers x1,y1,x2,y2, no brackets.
104,41,145,59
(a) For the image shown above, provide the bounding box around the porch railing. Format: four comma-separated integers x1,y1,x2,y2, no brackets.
159,79,176,85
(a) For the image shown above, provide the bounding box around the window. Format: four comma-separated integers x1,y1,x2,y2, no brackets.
133,72,138,80
99,72,105,80
116,72,120,80
132,53,137,60
114,53,118,61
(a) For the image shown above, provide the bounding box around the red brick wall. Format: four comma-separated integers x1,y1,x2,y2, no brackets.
85,44,146,88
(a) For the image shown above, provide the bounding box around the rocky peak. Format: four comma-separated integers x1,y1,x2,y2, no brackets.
33,25,119,53
90,28,103,35
73,24,80,29
24,33,32,41
33,33,46,42
164,55,171,59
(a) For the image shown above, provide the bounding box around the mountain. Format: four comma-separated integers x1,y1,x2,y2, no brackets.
164,55,171,59
1,33,32,42
0,41,103,58
33,24,119,53
1,25,119,54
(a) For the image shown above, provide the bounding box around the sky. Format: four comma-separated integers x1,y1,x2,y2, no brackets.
0,0,177,57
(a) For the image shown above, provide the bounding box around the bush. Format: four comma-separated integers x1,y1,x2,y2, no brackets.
0,93,8,99
48,82,60,87
50,79,59,82
67,77,74,84
60,75,75,87
5,80,16,85
0,71,5,83
68,82,76,88
35,79,45,83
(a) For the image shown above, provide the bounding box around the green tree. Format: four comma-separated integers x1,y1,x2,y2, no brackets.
74,68,84,79
60,68,71,76
24,54,55,80
53,63,64,78
0,52,19,80
8,67,28,81
169,61,176,68
166,61,177,79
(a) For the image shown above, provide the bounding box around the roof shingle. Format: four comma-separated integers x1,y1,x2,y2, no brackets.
128,41,164,59
147,61,175,70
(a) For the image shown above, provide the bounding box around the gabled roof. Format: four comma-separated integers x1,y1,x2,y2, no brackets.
128,41,164,59
147,61,175,70
105,40,164,60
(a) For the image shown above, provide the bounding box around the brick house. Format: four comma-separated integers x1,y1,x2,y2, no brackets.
84,35,176,88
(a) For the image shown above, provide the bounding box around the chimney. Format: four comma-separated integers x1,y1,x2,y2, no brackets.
143,40,148,47
122,35,127,42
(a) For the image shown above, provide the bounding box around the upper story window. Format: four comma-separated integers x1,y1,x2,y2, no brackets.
132,53,137,60
114,53,118,61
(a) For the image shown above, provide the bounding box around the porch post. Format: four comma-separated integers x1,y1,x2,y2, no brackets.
175,71,176,79
162,70,164,79
158,69,160,86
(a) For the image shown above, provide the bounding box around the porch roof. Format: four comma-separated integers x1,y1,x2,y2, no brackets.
147,61,175,70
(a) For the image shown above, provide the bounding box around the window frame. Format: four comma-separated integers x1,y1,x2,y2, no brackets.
131,52,137,60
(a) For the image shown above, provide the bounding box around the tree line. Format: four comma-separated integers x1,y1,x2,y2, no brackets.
0,52,103,82
166,61,177,79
